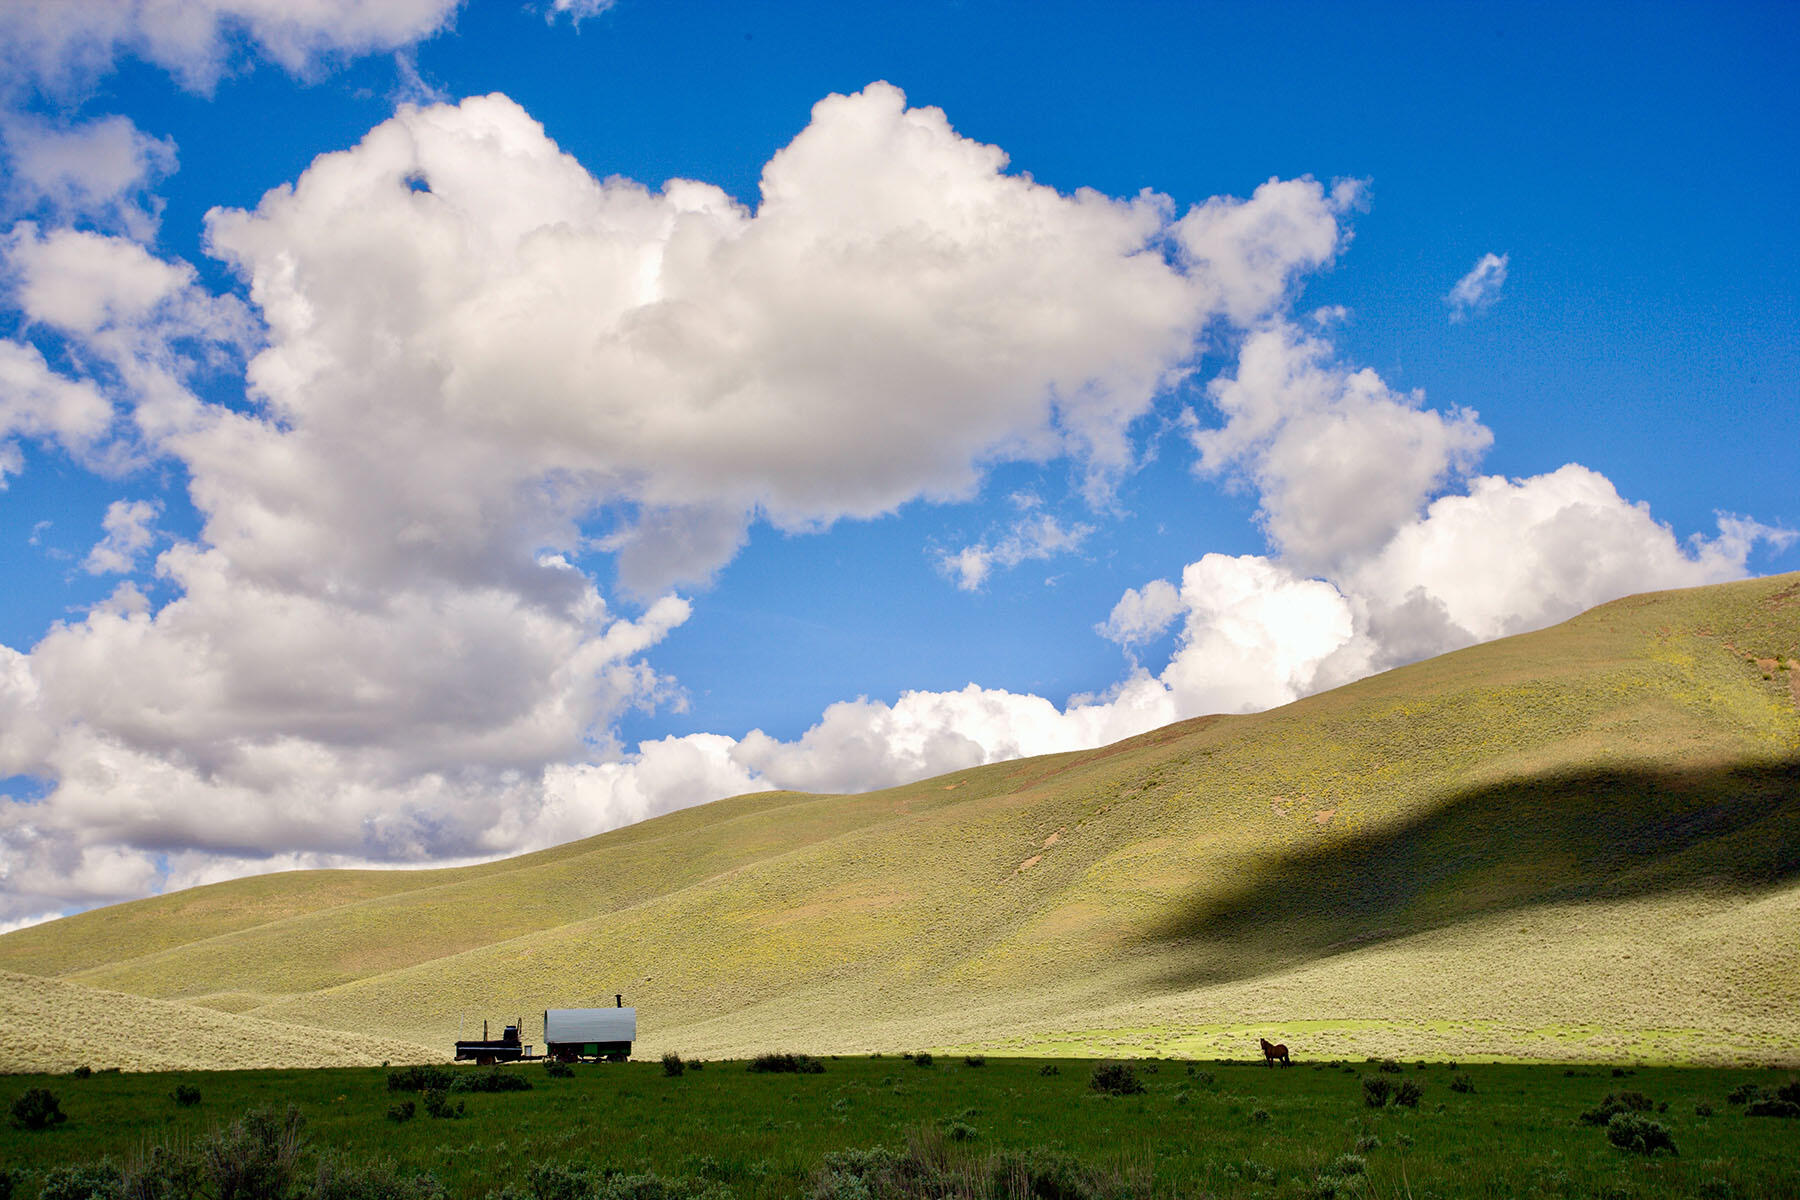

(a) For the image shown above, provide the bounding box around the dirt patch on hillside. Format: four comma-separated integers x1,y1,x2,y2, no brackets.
1763,579,1800,608
1017,854,1043,873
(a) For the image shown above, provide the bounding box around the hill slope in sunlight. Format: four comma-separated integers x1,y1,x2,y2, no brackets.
0,971,439,1072
2,574,1796,1068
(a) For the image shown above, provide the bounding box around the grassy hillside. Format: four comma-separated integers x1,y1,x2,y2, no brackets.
0,971,438,1072
2,573,1796,1067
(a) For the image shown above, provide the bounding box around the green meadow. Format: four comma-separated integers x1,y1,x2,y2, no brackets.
4,1057,1799,1199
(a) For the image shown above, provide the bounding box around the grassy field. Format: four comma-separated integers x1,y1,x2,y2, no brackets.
0,574,1796,1068
2,1057,1798,1199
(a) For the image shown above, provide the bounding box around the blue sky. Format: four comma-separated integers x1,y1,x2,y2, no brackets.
0,0,1795,925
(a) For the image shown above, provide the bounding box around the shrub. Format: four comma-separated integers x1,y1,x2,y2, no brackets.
543,1061,574,1079
812,1147,899,1200
312,1154,446,1200
524,1161,596,1200
986,1146,1139,1200
39,1162,122,1200
688,1059,705,1071
1354,1135,1381,1152
1449,1074,1475,1094
943,1120,979,1142
1744,1098,1800,1118
450,1070,532,1094
421,1091,464,1119
68,1066,93,1079
1223,1160,1276,1185
963,1055,985,1068
172,1084,202,1107
747,1052,824,1074
1726,1082,1761,1105
1580,1091,1653,1126
200,1105,306,1200
1694,1102,1713,1117
1361,1077,1392,1108
1378,1059,1402,1074
1038,1064,1060,1076
1606,1112,1678,1156
1392,1079,1423,1108
820,1139,1104,1200
387,1065,454,1093
912,1052,934,1068
1089,1062,1144,1096
0,1167,12,1200
593,1172,731,1200
662,1052,685,1077
11,1087,68,1130
123,1142,203,1200
1250,1108,1270,1123
386,1101,416,1123
1328,1154,1367,1177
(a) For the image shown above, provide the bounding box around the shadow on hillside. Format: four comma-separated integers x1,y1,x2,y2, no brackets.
1141,756,1800,991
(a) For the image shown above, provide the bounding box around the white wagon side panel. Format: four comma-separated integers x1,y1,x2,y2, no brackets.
544,1008,637,1043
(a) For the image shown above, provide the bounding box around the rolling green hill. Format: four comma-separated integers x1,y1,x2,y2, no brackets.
3,574,1796,1069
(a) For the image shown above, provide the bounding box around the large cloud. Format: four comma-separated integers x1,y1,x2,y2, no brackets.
197,87,1350,593
1097,326,1786,711
0,86,1356,923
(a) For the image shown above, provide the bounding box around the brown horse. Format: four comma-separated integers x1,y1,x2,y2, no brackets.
1260,1037,1290,1067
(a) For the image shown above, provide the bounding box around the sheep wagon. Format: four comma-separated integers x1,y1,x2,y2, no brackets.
544,1003,636,1062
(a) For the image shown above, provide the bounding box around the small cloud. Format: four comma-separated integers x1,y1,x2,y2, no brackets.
84,497,160,574
1,114,176,241
938,513,1093,592
1446,252,1508,322
392,51,448,107
1097,578,1183,646
547,0,618,25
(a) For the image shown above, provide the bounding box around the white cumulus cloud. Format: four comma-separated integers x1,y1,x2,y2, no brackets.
1193,321,1492,574
0,339,114,483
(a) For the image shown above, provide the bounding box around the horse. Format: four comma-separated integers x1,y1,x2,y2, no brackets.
1260,1037,1290,1067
